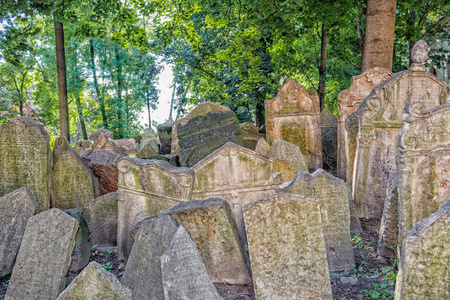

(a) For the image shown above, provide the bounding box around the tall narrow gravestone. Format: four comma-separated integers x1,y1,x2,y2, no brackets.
265,79,322,170
394,200,450,300
337,67,392,180
116,157,194,261
398,102,450,241
352,40,450,219
243,193,332,299
0,116,51,211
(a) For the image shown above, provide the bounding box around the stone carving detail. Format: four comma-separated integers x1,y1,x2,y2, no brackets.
265,79,322,170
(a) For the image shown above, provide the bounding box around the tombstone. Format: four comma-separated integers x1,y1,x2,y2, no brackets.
171,102,230,157
394,200,450,300
0,116,51,211
52,136,72,164
161,226,222,300
64,209,91,272
141,127,159,154
89,128,114,142
124,148,137,157
114,139,136,150
337,67,393,180
157,121,173,155
177,108,243,167
254,137,270,155
398,102,450,242
191,142,285,243
279,169,355,271
243,193,332,299
6,208,79,300
83,149,123,195
52,150,99,217
265,79,322,170
117,157,194,261
0,187,39,275
89,192,118,246
163,198,252,284
57,262,132,300
136,143,158,159
240,122,264,150
320,108,338,172
377,172,399,258
100,138,125,155
121,215,179,300
267,138,309,173
352,40,450,219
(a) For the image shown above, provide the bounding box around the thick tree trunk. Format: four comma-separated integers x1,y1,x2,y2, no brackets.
75,95,88,140
168,83,176,121
318,23,327,112
361,0,397,72
146,87,152,127
54,20,70,142
90,39,108,129
115,48,124,138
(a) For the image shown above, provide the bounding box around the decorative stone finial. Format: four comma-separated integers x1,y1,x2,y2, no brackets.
410,40,429,71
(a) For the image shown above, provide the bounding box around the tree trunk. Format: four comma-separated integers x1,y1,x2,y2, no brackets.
54,20,70,142
115,48,124,138
90,39,108,129
318,22,327,112
75,95,88,140
168,83,176,121
361,0,397,72
146,86,152,127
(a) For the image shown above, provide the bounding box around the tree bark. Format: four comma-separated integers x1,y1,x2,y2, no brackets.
115,47,124,138
146,86,152,127
318,22,327,112
54,20,70,142
75,95,88,140
168,82,176,121
90,39,108,129
361,0,397,72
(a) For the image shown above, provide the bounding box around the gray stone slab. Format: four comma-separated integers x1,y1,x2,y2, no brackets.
268,138,309,173
89,192,118,247
378,172,399,258
64,209,91,272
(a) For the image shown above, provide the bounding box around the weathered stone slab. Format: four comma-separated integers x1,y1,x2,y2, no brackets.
394,200,450,300
136,143,158,159
89,128,114,142
122,215,179,300
52,150,99,217
83,149,123,195
337,67,393,180
101,139,125,155
163,198,252,284
377,172,399,258
191,142,284,243
141,127,159,154
255,137,270,155
320,108,338,171
0,116,51,211
6,208,79,300
240,122,264,150
171,102,230,157
57,261,132,300
53,136,72,164
89,192,118,246
352,41,450,219
161,225,222,300
279,169,355,271
157,122,173,155
0,187,39,275
243,193,332,299
398,102,450,242
265,79,322,170
64,209,91,272
114,139,136,150
268,138,309,173
117,157,194,261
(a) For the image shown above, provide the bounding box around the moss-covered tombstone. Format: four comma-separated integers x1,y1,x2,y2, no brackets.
89,192,119,247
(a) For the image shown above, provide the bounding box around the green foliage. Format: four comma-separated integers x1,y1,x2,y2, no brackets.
352,233,373,250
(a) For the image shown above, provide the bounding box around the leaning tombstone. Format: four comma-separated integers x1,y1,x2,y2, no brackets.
140,127,159,154
243,193,332,299
0,116,51,211
320,108,338,172
254,137,270,155
89,192,119,246
163,198,252,284
57,261,132,300
83,149,123,195
352,40,450,219
394,200,450,300
240,122,264,150
5,208,79,300
117,157,194,261
161,225,222,300
157,121,173,154
398,102,450,242
64,209,91,272
121,215,179,300
265,79,322,170
52,136,72,164
135,143,158,159
279,169,355,271
0,188,39,275
267,138,309,173
89,128,114,143
337,67,392,180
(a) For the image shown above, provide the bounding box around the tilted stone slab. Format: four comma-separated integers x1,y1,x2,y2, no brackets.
255,137,270,155
279,169,355,271
268,138,309,173
89,128,114,142
64,209,91,272
161,225,222,300
352,41,450,219
157,122,173,155
136,143,158,159
191,142,284,243
240,122,264,150
320,108,338,170
0,116,51,211
0,187,39,275
6,208,79,300
89,192,119,246
243,193,332,299
122,215,179,300
83,149,123,195
163,198,252,284
265,79,322,170
337,67,392,180
394,200,450,300
57,261,131,300
52,136,72,164
52,150,99,218
398,102,450,242
117,157,194,261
